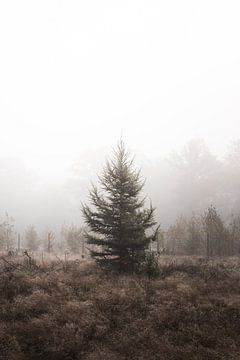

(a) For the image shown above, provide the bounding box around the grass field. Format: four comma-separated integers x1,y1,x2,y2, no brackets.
1,255,240,359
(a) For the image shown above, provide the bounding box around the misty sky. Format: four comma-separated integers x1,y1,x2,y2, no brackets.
0,1,240,234
0,0,240,184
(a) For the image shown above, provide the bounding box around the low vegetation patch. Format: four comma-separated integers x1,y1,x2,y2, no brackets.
0,256,240,359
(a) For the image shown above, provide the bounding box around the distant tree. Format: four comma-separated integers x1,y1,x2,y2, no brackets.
185,214,204,255
227,215,240,255
166,214,208,256
82,141,158,273
59,225,68,251
156,226,165,254
43,231,55,253
204,205,229,256
25,226,39,251
0,213,15,251
166,216,188,255
62,224,84,253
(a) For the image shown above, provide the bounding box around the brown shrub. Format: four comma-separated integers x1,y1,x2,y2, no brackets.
0,257,240,359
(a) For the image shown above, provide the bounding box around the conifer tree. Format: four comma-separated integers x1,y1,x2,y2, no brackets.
204,205,228,256
0,213,15,251
25,225,38,251
62,224,84,253
82,141,158,272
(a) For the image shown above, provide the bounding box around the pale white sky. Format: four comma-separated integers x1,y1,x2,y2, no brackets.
0,0,240,183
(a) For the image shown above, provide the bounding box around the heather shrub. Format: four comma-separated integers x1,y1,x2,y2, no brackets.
0,257,240,359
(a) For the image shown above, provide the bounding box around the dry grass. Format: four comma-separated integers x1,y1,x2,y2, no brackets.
0,256,240,359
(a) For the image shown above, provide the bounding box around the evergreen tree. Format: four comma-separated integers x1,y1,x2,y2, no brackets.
25,225,38,251
228,215,240,255
0,213,15,251
82,141,158,272
166,216,188,255
185,214,204,255
62,224,85,253
204,205,229,256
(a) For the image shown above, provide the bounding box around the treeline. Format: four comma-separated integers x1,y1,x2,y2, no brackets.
0,217,86,255
164,205,240,257
2,208,240,259
151,139,240,223
1,208,240,259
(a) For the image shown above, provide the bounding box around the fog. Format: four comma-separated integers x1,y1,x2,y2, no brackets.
0,1,240,235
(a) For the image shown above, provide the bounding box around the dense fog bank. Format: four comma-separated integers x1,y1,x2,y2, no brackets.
0,139,240,239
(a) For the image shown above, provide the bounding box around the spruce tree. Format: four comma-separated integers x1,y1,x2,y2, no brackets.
82,141,158,272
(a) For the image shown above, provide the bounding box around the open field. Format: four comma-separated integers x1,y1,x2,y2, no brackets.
1,256,240,360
